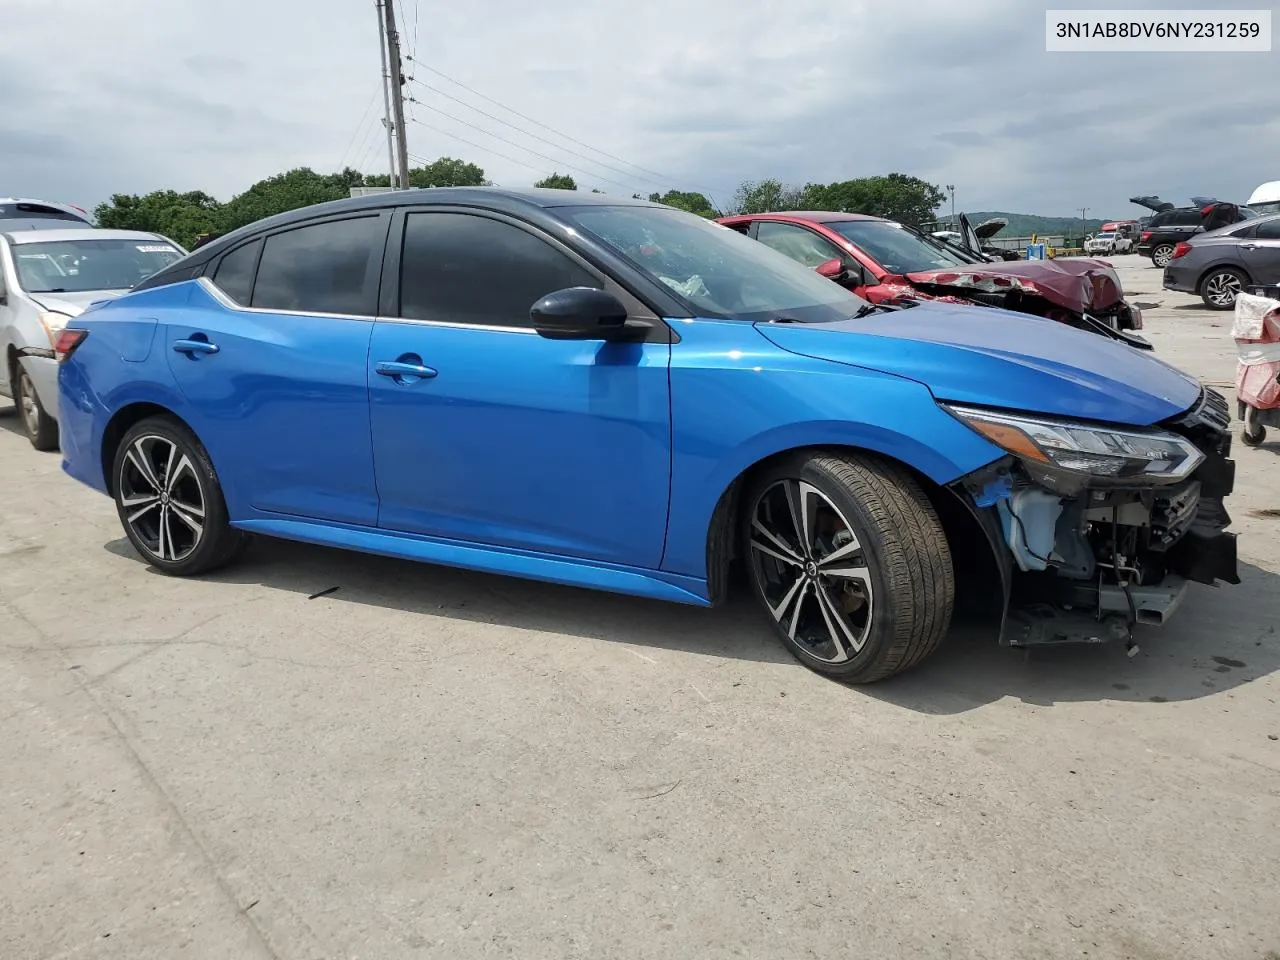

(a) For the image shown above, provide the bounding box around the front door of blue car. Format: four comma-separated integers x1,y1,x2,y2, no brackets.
165,213,388,526
367,209,672,568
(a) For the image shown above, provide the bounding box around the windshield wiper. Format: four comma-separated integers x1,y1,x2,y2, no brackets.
29,287,68,293
851,303,896,318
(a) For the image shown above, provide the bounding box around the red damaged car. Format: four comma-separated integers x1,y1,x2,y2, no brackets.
718,211,1150,348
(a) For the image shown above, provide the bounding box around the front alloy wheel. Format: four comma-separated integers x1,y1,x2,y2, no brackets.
113,416,246,575
743,452,955,683
16,370,58,451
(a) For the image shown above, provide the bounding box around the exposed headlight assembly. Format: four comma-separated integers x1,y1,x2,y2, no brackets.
944,404,1204,484
37,311,74,348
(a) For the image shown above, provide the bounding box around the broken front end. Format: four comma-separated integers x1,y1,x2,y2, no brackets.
947,388,1238,647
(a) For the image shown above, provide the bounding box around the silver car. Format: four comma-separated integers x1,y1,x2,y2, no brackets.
1,229,185,449
1162,212,1280,309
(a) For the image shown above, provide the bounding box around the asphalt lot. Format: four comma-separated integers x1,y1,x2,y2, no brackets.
3,256,1278,960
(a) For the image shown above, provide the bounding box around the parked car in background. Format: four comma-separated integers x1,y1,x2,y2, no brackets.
1132,196,1255,267
1,198,94,231
1084,231,1133,256
720,211,1147,346
1162,213,1280,309
56,188,1237,682
1246,181,1280,218
1,229,184,448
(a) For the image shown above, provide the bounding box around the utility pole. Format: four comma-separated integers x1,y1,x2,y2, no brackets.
946,184,955,228
381,0,411,189
1080,206,1089,223
375,1,396,186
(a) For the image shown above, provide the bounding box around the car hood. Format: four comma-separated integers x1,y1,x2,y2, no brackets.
754,302,1201,426
27,289,128,315
904,258,1124,313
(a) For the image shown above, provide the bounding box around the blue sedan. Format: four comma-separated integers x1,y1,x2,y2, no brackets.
55,189,1239,682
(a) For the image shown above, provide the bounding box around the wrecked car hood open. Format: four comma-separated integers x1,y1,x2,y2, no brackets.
905,258,1125,314
755,300,1200,425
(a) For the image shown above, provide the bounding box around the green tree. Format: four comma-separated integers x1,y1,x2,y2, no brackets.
647,190,717,218
218,167,360,232
94,190,223,248
364,157,488,189
534,173,577,190
800,173,945,228
729,179,804,215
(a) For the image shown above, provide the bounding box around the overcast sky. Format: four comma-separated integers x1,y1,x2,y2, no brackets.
3,0,1276,220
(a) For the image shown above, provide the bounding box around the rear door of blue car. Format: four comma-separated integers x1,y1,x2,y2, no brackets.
164,211,389,526
366,206,672,568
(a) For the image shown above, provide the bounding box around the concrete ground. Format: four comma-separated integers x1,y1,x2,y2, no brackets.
2,257,1278,960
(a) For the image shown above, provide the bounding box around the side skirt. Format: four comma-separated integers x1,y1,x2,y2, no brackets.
232,517,713,607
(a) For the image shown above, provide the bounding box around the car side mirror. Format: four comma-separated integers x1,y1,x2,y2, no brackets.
531,286,636,341
815,257,847,282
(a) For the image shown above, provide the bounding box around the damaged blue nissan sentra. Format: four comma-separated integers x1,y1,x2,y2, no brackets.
54,189,1238,682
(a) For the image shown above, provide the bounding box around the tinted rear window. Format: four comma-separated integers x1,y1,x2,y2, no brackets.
0,203,89,225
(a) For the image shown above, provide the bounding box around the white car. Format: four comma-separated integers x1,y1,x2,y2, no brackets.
1083,231,1133,256
0,228,184,449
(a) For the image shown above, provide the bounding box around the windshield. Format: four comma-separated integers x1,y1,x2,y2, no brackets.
558,205,868,323
1095,233,1116,240
825,220,971,273
12,238,183,293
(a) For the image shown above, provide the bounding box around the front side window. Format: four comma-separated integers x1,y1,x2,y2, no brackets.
10,238,183,293
558,204,866,323
825,220,970,274
398,212,600,327
252,216,381,315
754,221,842,268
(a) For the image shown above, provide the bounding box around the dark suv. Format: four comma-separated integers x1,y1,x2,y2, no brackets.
1132,196,1254,267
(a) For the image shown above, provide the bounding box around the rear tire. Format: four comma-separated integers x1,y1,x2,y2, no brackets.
1200,267,1247,310
111,416,247,576
16,369,58,451
1151,244,1175,268
741,451,954,684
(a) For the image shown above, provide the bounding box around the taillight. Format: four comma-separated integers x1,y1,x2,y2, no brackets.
1171,242,1192,260
54,329,88,362
1140,231,1152,242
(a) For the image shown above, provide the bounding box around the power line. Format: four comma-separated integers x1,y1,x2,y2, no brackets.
408,76,673,191
406,103,649,195
338,80,384,171
405,56,680,189
406,125,549,177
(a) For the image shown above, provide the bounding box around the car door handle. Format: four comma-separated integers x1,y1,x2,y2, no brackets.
376,360,438,381
1240,243,1258,250
172,338,219,356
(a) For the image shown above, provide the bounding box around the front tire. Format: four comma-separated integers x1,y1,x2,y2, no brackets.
1242,407,1266,446
16,369,58,451
1151,244,1175,268
112,416,247,576
1200,267,1246,310
742,451,954,683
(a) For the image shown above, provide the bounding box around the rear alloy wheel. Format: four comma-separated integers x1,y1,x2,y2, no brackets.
112,416,247,576
1200,267,1246,310
16,369,59,451
743,452,954,683
1151,244,1176,268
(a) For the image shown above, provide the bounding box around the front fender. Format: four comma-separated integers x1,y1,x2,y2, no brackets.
660,320,1004,578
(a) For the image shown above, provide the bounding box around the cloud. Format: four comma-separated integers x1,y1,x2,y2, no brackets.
1,0,1275,221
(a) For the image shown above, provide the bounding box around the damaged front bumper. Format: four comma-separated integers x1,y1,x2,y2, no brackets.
952,387,1238,648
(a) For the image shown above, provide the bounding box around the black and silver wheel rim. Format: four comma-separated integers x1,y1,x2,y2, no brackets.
18,372,40,436
1204,271,1240,307
119,435,206,562
1153,247,1173,267
748,480,874,664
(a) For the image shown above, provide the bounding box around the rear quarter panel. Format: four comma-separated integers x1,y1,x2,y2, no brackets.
58,285,202,497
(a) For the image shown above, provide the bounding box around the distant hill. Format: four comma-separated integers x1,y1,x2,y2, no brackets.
960,212,1107,238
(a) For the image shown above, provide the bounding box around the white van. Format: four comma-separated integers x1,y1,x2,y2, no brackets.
1247,181,1280,217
